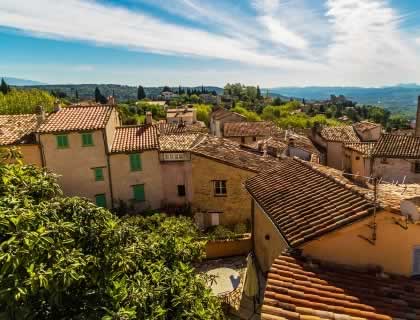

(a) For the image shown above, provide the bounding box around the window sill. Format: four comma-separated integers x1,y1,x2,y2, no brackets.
214,194,227,197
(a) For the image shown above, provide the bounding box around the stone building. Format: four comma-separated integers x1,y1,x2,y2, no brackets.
209,108,246,137
222,121,280,145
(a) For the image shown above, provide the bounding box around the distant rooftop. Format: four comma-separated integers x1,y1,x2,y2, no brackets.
320,125,361,143
344,142,376,157
223,121,279,137
372,134,420,159
0,114,38,145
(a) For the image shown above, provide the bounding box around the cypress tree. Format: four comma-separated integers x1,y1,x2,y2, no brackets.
94,87,101,103
257,86,262,99
137,85,146,100
0,78,10,94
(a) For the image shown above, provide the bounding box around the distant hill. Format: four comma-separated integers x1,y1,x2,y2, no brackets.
18,84,224,102
269,85,420,115
2,77,47,86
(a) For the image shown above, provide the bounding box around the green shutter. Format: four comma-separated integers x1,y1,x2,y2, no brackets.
129,154,142,171
82,133,93,146
95,194,107,207
56,135,69,148
133,184,145,201
94,168,104,181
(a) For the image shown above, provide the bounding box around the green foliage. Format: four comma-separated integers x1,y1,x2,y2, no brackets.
194,104,212,126
1,78,11,95
0,88,55,115
231,106,261,121
0,161,224,319
137,85,146,100
205,223,250,241
223,83,262,102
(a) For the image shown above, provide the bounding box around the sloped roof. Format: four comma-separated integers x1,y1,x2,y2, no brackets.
372,134,420,159
288,133,320,155
159,133,204,152
37,105,114,133
344,142,376,157
0,114,38,145
191,135,280,173
263,251,420,320
223,121,278,137
111,125,159,153
353,120,381,133
246,158,373,246
157,122,207,134
320,126,361,143
211,108,246,121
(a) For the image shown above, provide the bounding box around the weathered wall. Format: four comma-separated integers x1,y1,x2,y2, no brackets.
372,158,420,183
227,136,265,145
327,141,344,170
347,150,371,179
39,130,112,206
205,236,252,259
301,211,420,276
253,202,289,273
191,154,255,227
105,109,121,151
11,144,42,167
357,126,381,141
110,150,163,211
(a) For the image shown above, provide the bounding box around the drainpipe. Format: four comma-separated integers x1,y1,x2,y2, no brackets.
102,129,115,209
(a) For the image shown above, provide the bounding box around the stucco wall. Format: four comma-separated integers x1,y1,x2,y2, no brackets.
357,126,381,142
301,211,420,276
253,202,289,273
191,154,255,227
160,156,193,206
289,147,311,161
110,150,163,211
105,109,121,151
227,136,264,145
12,144,42,166
347,150,371,179
205,236,252,259
39,130,112,206
327,141,344,170
372,158,420,183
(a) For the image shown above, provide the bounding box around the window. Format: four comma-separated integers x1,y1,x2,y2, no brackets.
93,167,104,181
81,133,94,146
413,247,420,275
355,156,360,160
209,212,220,226
214,180,227,196
241,137,245,144
253,136,257,142
132,184,145,202
129,153,142,171
415,161,420,174
56,135,69,149
95,194,107,208
177,185,186,197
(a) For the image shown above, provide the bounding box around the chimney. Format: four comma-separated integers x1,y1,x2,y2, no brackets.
416,96,420,137
35,105,46,126
145,111,153,125
53,99,62,112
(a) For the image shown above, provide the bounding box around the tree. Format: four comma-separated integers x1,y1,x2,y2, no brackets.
137,85,146,100
256,86,262,100
0,78,11,94
94,87,107,104
0,88,55,114
162,86,172,93
0,159,224,319
75,89,79,101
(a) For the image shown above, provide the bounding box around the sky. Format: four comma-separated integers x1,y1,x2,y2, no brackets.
1,0,420,87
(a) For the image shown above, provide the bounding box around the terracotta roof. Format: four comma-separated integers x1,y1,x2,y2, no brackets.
246,158,373,246
211,108,246,121
191,135,281,173
288,133,320,155
111,125,159,153
37,105,114,133
159,133,204,152
372,134,420,159
0,114,38,145
320,126,361,143
353,120,381,133
223,121,279,137
157,122,207,134
344,142,376,157
262,251,420,320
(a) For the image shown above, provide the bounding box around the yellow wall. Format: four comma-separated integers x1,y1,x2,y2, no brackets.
253,202,289,273
191,154,255,227
302,210,420,276
39,130,112,206
110,150,163,211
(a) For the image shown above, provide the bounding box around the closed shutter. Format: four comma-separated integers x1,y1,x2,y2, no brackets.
133,184,145,201
56,135,69,148
129,154,142,171
82,133,93,146
95,194,107,208
413,247,420,275
94,168,104,181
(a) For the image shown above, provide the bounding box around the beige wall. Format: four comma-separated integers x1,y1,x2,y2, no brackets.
110,150,163,211
327,141,344,170
227,136,265,145
39,130,112,206
205,236,252,259
345,149,371,180
301,211,420,276
373,158,420,183
253,202,289,273
191,154,255,227
105,109,121,152
7,144,42,167
160,155,193,206
356,126,381,142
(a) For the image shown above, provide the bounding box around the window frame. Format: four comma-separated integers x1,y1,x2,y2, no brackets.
95,194,107,208
81,132,94,147
177,185,186,197
132,184,145,202
129,153,142,172
56,134,69,149
415,161,420,174
93,167,104,181
213,180,227,197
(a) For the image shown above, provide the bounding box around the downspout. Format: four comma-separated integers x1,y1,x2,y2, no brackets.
37,133,47,167
103,129,115,209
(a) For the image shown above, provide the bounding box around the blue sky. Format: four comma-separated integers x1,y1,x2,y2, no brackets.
1,0,420,87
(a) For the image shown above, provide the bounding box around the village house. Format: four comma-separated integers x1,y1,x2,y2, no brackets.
210,108,246,137
0,112,43,166
222,121,280,145
166,107,197,125
160,91,178,101
343,142,376,180
246,157,420,277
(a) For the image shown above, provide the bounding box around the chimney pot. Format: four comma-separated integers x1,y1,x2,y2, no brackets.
36,105,46,125
145,111,153,125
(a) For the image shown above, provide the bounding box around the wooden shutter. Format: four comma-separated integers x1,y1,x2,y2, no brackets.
133,184,145,201
413,247,420,275
129,154,142,171
95,194,106,208
82,133,93,146
94,168,104,181
56,135,69,148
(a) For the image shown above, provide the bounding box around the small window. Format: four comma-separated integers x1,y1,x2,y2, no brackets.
129,154,142,171
413,247,420,275
93,167,104,181
81,133,94,146
214,180,227,196
56,135,69,149
415,161,420,174
132,184,145,202
95,194,107,208
177,185,186,197
210,212,220,226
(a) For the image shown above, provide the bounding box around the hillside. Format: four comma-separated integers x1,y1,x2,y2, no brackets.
269,85,420,115
3,77,46,86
